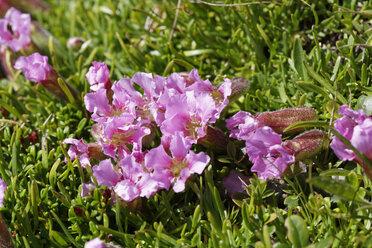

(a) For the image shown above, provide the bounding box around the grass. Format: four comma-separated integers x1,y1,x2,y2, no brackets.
1,0,372,247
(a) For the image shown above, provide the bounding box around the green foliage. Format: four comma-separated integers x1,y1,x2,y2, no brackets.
1,0,372,247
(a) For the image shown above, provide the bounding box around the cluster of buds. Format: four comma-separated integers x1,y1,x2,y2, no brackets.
66,65,232,201
330,105,372,179
226,107,325,180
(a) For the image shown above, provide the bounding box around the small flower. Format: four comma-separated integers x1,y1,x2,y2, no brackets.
145,132,210,192
330,105,372,178
246,126,295,180
14,52,78,100
92,159,121,187
330,105,368,161
86,61,111,91
81,183,95,198
63,138,91,168
0,7,31,52
85,238,106,248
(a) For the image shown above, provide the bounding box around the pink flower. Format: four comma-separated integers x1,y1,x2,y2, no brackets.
331,105,372,178
226,111,260,140
84,238,106,248
0,7,31,52
14,52,78,100
92,159,121,187
330,105,368,161
86,62,111,91
245,126,295,180
161,91,216,143
145,132,210,192
63,138,91,168
14,52,55,82
81,183,95,198
114,155,162,202
0,178,7,207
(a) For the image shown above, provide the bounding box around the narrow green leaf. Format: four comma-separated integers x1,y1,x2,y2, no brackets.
50,210,81,247
293,38,306,79
283,120,328,133
57,78,76,104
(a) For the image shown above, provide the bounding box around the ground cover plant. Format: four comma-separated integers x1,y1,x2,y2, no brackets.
0,0,372,247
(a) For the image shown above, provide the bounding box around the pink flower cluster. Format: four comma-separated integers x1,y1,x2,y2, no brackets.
226,111,295,180
330,105,372,178
67,63,231,201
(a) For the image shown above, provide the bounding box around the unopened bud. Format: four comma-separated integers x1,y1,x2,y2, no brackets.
73,206,84,217
198,125,228,153
0,0,12,17
227,77,250,102
256,107,317,134
67,37,84,50
282,130,326,161
26,131,38,144
102,188,112,200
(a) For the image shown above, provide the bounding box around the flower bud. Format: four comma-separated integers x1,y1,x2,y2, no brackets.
255,107,317,134
198,125,228,153
0,0,12,17
227,77,250,102
66,37,84,50
282,130,326,161
73,206,84,217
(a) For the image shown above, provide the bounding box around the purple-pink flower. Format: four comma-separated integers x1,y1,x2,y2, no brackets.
15,52,78,100
0,178,6,207
14,52,56,83
145,132,210,192
330,105,368,161
226,111,296,180
0,7,31,52
331,105,372,179
86,62,111,91
63,138,91,168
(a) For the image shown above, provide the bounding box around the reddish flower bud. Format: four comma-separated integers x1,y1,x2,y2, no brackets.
227,77,250,102
26,131,38,144
102,188,111,200
1,108,7,117
73,206,84,217
198,125,228,153
256,107,317,134
282,130,326,161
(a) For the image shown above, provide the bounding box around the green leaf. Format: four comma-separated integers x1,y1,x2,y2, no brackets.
308,176,371,205
285,215,309,248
